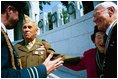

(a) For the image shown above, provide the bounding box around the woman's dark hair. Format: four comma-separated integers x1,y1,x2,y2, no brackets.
91,25,99,43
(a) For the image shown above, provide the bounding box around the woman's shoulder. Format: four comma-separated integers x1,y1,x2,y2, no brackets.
84,48,96,55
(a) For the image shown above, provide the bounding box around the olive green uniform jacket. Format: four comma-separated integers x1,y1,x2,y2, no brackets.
14,38,79,68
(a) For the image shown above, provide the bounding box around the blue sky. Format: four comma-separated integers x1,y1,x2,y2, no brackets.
42,1,66,13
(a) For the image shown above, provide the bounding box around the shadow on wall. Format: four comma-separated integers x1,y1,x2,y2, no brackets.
52,66,87,78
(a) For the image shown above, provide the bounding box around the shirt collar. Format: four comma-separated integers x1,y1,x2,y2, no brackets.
106,19,117,35
25,38,36,45
1,22,7,33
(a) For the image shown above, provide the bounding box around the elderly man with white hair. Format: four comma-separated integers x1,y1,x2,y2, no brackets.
93,1,117,78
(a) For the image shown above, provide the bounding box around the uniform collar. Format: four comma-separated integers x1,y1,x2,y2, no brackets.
106,19,117,35
1,22,7,33
17,38,42,52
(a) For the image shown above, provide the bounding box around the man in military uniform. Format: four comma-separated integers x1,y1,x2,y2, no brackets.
14,14,80,69
1,1,64,78
93,1,117,77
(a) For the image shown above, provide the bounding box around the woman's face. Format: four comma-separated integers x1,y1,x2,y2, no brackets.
95,32,105,53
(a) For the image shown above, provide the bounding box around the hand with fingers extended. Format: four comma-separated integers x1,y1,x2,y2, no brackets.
43,53,64,74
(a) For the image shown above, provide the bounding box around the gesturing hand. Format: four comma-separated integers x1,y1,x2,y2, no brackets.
43,53,64,74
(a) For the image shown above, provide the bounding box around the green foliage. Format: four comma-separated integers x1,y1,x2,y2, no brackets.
62,8,68,24
48,12,53,30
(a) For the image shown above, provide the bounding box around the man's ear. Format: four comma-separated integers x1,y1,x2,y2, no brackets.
37,28,41,35
107,6,115,17
36,28,39,35
6,5,14,15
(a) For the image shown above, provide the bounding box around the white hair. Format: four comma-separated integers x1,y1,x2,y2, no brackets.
95,1,117,11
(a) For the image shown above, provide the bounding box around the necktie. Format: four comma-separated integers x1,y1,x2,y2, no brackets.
104,34,108,45
27,43,32,50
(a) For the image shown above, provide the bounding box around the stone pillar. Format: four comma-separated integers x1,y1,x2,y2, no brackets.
52,4,64,29
68,1,76,22
39,12,49,34
75,1,84,19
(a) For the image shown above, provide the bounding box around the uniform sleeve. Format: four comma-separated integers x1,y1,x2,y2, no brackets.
1,64,47,78
64,57,81,65
20,64,47,78
43,40,72,60
63,56,86,71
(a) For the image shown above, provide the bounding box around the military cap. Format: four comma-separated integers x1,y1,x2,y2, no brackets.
23,14,35,24
23,14,39,29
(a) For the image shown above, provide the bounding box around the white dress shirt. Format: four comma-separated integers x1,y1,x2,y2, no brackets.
106,19,117,36
1,22,7,33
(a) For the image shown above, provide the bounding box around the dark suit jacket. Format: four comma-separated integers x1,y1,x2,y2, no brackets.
1,30,47,78
103,22,117,77
64,48,97,78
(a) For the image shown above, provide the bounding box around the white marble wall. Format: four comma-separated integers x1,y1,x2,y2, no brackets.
39,12,49,33
38,11,95,57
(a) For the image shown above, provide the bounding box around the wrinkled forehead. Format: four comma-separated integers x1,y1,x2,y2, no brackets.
22,22,37,29
95,5,105,11
93,5,105,16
